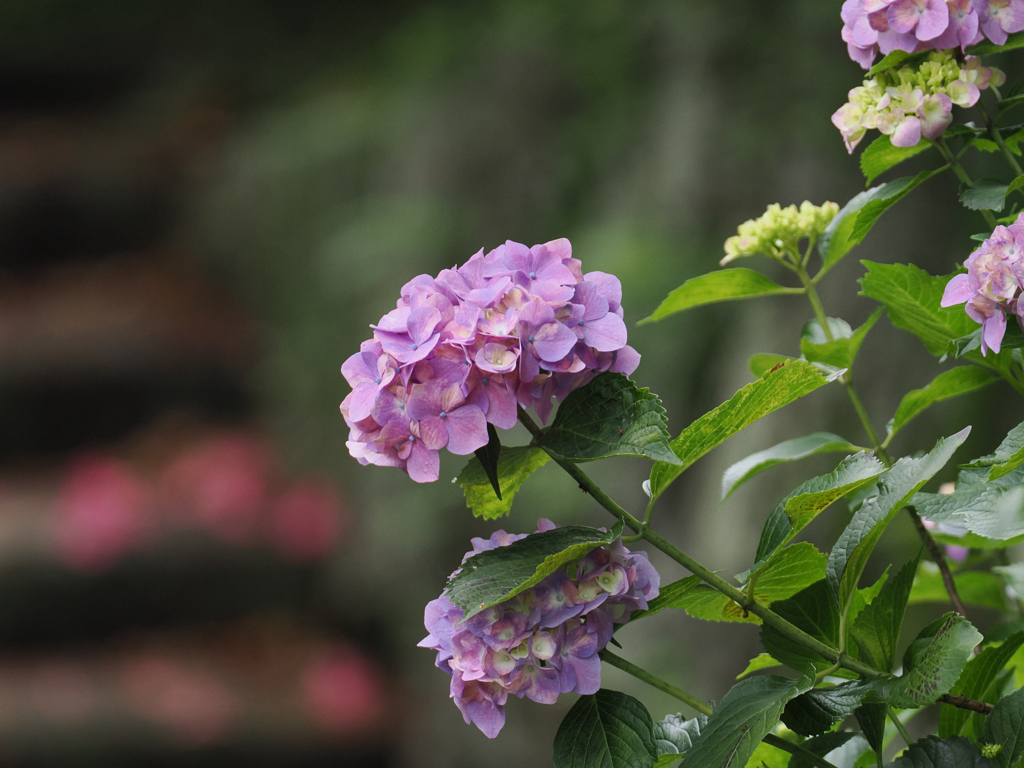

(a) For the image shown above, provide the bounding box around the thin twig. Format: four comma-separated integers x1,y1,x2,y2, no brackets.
906,506,969,618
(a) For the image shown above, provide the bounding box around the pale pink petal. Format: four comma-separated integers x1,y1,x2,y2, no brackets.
443,405,488,455
941,274,972,306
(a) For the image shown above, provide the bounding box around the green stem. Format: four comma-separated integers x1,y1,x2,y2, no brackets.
517,407,644,532
641,526,882,679
600,650,839,768
888,707,913,748
795,264,892,466
599,649,712,716
979,104,1024,177
933,136,998,229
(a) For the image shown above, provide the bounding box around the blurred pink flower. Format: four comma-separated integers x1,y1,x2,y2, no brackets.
301,645,385,733
56,455,149,572
268,478,345,562
160,435,273,543
121,655,235,745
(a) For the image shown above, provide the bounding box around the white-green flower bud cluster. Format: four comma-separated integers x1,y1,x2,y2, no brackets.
721,201,839,266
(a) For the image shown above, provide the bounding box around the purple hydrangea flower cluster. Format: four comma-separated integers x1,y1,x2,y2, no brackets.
340,239,639,483
941,212,1024,354
418,519,660,738
842,0,1024,69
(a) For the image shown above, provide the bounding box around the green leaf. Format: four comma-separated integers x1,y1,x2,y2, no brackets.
913,469,1024,542
968,30,1024,56
861,134,933,185
679,675,812,768
851,555,918,673
782,680,874,736
966,419,1024,481
736,653,782,680
849,567,891,626
720,432,860,502
850,170,943,243
628,576,701,623
539,373,681,465
661,545,826,626
940,632,1024,739
800,308,884,371
789,733,860,768
748,353,791,378
995,563,1024,599
826,429,970,613
800,734,871,768
752,452,887,567
649,360,829,500
983,687,1024,768
553,689,656,768
909,563,1008,612
859,262,981,358
855,703,887,757
961,179,1014,212
873,612,983,709
760,580,840,674
640,269,799,324
457,445,551,519
886,367,996,443
652,712,706,758
869,49,928,76
889,736,996,768
445,521,623,621
818,188,877,277
474,423,502,499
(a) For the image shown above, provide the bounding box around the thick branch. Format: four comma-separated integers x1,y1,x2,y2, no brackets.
938,693,994,714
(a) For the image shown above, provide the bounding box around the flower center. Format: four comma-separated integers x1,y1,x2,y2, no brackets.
374,376,382,384
439,411,447,419
411,343,419,350
482,377,489,385
528,335,535,342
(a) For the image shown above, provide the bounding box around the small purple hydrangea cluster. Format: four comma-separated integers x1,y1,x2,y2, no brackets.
842,0,1024,70
941,212,1024,354
340,239,639,483
418,519,660,738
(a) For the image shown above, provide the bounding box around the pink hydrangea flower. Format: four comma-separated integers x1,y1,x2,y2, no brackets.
941,212,1024,354
418,520,660,738
341,239,639,483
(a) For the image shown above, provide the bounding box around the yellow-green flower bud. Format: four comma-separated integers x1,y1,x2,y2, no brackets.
720,201,839,265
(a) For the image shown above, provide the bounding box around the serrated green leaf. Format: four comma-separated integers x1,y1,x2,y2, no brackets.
966,420,1024,481
995,563,1024,599
679,675,812,768
457,445,551,519
789,732,860,768
736,653,782,680
628,575,701,623
800,308,884,371
446,521,623,620
649,360,829,501
652,755,679,768
849,567,891,626
983,687,1024,768
968,30,1024,56
909,563,1008,612
860,134,933,185
748,353,791,378
553,689,656,768
1000,94,1024,116
640,268,801,324
850,169,944,243
850,556,918,673
913,470,1024,542
782,680,874,736
855,703,887,757
873,612,983,709
889,736,996,768
752,452,887,567
961,179,1013,212
658,544,826,626
803,734,871,768
827,429,970,613
721,432,860,502
859,262,982,358
887,367,996,442
760,580,840,675
940,632,1024,740
818,188,877,277
539,373,681,465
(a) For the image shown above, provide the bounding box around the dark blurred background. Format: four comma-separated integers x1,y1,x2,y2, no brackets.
0,1,1021,766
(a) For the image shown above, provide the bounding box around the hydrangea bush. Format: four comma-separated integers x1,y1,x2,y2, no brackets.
341,11,1024,768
